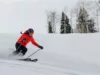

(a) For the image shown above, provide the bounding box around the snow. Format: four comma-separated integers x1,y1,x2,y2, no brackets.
0,33,100,75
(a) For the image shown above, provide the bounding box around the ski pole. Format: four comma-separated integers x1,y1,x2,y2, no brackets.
27,49,41,58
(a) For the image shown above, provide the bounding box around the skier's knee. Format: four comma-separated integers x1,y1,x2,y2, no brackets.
22,48,27,55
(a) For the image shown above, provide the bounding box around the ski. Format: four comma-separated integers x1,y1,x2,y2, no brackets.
18,58,38,62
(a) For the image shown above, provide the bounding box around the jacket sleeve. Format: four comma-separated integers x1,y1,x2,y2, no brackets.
31,37,39,47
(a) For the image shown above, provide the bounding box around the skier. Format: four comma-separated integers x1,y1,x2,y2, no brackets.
13,28,43,56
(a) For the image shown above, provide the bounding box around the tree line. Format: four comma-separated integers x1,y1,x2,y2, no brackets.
47,0,100,34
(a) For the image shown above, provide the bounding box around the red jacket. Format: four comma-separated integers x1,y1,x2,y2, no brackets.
17,31,39,47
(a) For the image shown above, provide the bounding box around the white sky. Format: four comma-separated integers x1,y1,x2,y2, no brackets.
0,0,94,34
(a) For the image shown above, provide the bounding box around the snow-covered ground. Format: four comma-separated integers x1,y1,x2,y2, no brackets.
0,33,100,75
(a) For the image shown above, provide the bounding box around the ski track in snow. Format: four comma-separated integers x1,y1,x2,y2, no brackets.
0,59,78,75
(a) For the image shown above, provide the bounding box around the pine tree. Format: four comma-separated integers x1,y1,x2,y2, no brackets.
60,12,65,33
60,12,72,34
87,19,97,33
65,16,72,33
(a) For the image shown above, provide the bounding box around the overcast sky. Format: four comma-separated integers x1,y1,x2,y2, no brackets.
0,0,96,34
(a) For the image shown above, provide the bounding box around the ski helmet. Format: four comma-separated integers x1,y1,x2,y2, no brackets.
28,28,34,33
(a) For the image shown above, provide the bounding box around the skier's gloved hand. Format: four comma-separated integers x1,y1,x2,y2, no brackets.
38,45,43,50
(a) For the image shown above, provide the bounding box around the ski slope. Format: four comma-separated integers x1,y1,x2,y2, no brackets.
0,33,100,75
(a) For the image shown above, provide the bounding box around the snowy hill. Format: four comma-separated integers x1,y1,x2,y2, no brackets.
0,33,100,75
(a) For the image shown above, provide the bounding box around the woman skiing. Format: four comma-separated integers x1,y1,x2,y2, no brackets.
13,28,43,56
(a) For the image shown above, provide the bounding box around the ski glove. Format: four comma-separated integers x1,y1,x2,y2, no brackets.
38,45,43,50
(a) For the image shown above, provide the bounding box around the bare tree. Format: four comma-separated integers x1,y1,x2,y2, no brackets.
76,7,89,33
72,0,99,33
51,12,56,33
46,11,60,33
46,11,52,33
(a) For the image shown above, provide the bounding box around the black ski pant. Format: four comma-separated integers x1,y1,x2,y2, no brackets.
15,43,27,55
